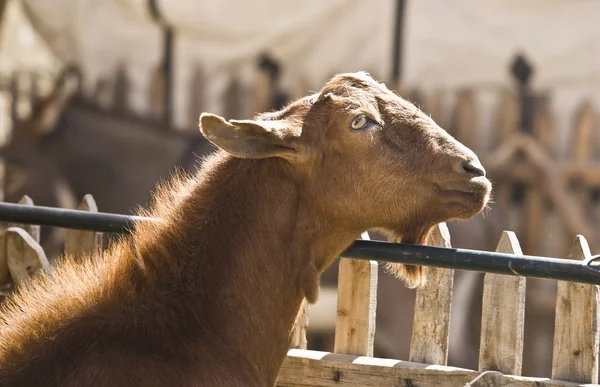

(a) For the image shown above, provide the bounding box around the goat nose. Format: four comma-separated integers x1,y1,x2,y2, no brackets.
461,159,486,177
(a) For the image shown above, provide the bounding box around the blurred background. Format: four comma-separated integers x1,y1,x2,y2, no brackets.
0,0,599,378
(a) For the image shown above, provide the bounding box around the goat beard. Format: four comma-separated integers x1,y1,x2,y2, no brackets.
381,225,434,289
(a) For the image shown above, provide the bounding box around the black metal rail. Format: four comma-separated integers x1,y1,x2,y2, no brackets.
1,202,599,285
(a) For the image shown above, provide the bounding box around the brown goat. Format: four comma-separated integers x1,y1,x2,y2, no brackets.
0,72,491,387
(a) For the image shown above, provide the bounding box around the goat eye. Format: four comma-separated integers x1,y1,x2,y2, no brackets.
351,115,368,130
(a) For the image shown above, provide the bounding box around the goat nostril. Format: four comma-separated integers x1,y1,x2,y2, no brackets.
461,160,486,177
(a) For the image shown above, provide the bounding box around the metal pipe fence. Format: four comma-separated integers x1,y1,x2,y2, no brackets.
0,201,599,285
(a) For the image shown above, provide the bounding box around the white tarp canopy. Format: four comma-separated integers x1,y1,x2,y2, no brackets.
403,0,600,155
4,0,600,150
18,0,395,128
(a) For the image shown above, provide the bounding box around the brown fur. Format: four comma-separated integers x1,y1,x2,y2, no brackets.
0,72,490,386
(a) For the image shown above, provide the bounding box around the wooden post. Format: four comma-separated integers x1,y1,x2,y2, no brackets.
290,300,309,350
565,102,598,255
65,194,103,260
450,88,478,152
478,231,526,375
409,223,453,365
224,74,243,120
552,235,599,384
334,232,378,357
187,65,206,127
253,67,273,115
523,101,555,256
493,88,519,147
426,89,446,128
6,227,50,285
10,195,40,242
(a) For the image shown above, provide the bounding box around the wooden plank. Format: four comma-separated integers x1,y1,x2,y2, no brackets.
552,235,599,384
565,102,597,256
426,89,446,127
492,88,519,147
223,74,243,119
277,349,584,387
478,231,526,375
533,100,556,157
570,102,597,164
187,65,206,126
6,227,50,285
290,300,309,350
409,223,453,365
450,88,478,151
523,187,545,255
9,195,40,242
64,194,103,260
253,67,273,115
334,232,378,357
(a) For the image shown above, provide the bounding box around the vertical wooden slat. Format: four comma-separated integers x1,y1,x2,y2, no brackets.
533,100,556,157
565,102,597,255
10,195,40,242
113,63,131,115
570,101,597,163
493,88,519,147
450,88,478,151
523,187,544,255
490,89,519,238
523,103,555,256
334,232,378,357
188,65,206,127
223,74,243,120
409,223,453,365
149,63,167,121
552,235,599,384
64,194,103,260
290,300,309,350
478,231,526,375
6,227,50,285
253,67,273,115
426,89,446,127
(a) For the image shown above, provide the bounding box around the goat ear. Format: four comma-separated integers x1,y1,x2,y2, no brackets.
199,113,301,160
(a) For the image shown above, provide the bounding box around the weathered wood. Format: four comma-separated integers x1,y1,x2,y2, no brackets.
552,235,599,384
290,300,309,350
566,102,597,256
487,133,595,250
223,74,244,120
188,65,206,126
493,88,519,147
9,195,40,242
148,64,168,121
409,223,453,365
479,231,526,375
533,101,556,157
6,227,50,284
523,187,544,255
277,349,584,387
426,89,446,127
290,78,308,103
253,68,273,115
64,194,103,260
334,232,378,357
450,88,478,151
570,102,597,164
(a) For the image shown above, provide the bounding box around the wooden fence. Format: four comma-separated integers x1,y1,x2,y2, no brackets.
0,195,598,386
405,86,600,259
